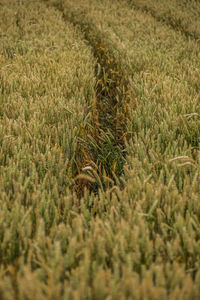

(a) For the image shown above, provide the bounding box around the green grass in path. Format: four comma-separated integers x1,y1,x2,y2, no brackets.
0,0,200,299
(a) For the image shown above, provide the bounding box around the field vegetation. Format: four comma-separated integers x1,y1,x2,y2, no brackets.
127,0,200,40
0,0,200,299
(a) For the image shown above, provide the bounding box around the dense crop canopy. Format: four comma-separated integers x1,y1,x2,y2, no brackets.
0,0,200,299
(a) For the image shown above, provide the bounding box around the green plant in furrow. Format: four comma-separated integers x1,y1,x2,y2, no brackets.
0,0,200,299
53,0,200,191
47,0,200,297
49,0,135,195
104,0,200,189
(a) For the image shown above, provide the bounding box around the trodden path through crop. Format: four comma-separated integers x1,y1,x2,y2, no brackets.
1,0,200,299
48,0,136,197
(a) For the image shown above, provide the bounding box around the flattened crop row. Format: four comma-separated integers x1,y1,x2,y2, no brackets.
42,0,200,298
49,0,136,195
0,0,200,299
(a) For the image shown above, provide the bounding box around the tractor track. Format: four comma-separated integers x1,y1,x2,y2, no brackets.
47,1,135,197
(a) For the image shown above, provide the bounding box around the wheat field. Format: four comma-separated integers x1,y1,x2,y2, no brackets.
0,0,200,299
